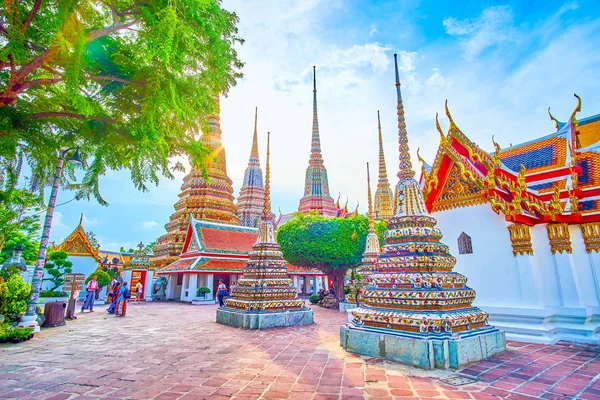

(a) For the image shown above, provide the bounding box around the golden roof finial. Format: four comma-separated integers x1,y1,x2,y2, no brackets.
262,131,271,219
445,99,457,131
366,162,374,231
79,213,84,226
435,112,447,146
571,93,582,150
336,192,341,208
250,106,259,159
548,107,560,131
491,135,501,167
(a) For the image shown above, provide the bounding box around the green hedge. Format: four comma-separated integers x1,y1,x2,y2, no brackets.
39,290,67,298
308,294,320,304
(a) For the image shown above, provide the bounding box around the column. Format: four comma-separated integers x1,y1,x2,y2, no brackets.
166,274,176,299
144,270,154,302
292,276,300,293
570,226,600,317
188,273,198,300
180,274,189,301
206,274,214,300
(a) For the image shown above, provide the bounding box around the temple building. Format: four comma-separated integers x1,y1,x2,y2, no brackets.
153,97,240,269
341,54,504,370
419,97,600,344
374,111,394,220
298,66,338,217
122,242,154,301
236,107,265,228
217,132,314,329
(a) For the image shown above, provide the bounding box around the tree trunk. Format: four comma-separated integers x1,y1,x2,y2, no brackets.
326,268,347,303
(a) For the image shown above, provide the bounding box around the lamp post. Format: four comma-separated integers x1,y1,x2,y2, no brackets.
20,147,83,331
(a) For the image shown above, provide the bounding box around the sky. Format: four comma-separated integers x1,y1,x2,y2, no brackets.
47,0,600,251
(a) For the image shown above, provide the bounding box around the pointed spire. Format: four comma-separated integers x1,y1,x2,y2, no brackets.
250,107,259,160
377,111,389,184
367,163,374,232
263,131,271,219
394,54,415,180
310,66,323,164
548,107,560,131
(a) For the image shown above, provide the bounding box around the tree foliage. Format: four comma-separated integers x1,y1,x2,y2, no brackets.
43,250,73,290
0,0,244,204
86,230,99,248
277,213,386,302
85,269,110,288
0,230,40,265
0,274,31,319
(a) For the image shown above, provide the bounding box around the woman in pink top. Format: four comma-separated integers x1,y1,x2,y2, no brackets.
81,275,98,312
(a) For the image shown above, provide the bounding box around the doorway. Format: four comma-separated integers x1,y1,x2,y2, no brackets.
131,270,147,300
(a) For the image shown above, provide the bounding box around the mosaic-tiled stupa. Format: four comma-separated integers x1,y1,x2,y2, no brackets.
153,97,240,268
341,54,505,370
358,163,380,276
374,111,394,220
298,66,338,217
236,107,265,228
217,132,314,329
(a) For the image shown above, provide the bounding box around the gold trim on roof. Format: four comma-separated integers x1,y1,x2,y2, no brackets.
580,222,600,253
546,223,572,254
56,217,100,261
507,224,533,256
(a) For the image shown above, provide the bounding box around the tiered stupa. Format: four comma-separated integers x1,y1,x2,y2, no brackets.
298,67,338,217
358,163,380,276
374,111,394,220
341,54,505,370
236,107,265,227
217,132,314,329
153,97,240,268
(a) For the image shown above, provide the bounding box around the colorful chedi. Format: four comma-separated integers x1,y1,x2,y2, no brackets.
153,97,240,268
298,66,338,217
236,107,265,228
358,163,380,276
374,111,395,220
217,132,314,329
341,54,505,370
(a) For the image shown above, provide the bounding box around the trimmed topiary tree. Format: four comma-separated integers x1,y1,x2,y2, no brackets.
43,250,73,291
197,286,211,299
277,213,386,303
85,270,111,299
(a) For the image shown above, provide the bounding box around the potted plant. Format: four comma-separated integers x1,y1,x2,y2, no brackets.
308,294,320,304
196,286,211,299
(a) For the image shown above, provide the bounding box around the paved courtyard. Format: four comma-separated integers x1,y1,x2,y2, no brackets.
0,303,599,400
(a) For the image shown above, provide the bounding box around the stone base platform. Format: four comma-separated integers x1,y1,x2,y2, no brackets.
339,301,359,313
340,324,505,370
191,299,216,305
216,307,314,330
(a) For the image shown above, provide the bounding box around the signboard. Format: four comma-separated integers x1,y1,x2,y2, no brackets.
63,273,85,293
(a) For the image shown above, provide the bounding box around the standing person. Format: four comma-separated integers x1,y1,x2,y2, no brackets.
229,281,235,298
217,280,227,307
135,281,143,303
82,275,98,313
66,281,81,320
107,276,117,304
115,282,130,317
107,283,120,314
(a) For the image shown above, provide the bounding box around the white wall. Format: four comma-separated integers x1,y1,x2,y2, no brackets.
42,255,99,300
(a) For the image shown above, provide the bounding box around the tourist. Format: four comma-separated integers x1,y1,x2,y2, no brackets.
229,281,235,297
107,282,120,314
217,280,227,307
107,276,117,304
135,281,143,303
66,282,81,320
81,275,98,313
115,282,130,317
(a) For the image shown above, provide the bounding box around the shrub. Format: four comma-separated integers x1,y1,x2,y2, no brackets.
0,274,31,319
197,286,211,297
39,290,67,298
85,270,111,289
42,250,73,291
308,294,320,304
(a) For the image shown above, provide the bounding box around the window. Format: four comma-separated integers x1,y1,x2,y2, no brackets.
457,232,473,255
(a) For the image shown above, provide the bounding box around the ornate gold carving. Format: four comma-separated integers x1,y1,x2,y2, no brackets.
57,224,100,261
580,222,600,253
546,223,572,254
431,163,485,212
507,224,533,256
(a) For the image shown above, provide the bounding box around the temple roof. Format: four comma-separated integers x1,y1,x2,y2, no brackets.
56,215,100,261
421,97,600,225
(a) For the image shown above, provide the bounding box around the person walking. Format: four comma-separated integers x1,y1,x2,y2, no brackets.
107,282,120,314
115,282,130,317
217,280,227,307
81,275,98,313
66,281,81,320
229,281,236,298
135,281,143,303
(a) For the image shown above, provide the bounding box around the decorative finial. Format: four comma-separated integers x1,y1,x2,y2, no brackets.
262,131,271,219
571,94,582,150
435,112,447,146
377,110,389,183
313,65,317,92
367,162,374,230
548,107,560,131
137,242,144,251
250,107,259,159
79,213,83,226
445,99,457,130
355,201,359,214
393,53,415,180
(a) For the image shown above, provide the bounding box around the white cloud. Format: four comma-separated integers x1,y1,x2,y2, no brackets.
369,24,379,36
53,211,69,230
142,220,158,229
82,215,100,227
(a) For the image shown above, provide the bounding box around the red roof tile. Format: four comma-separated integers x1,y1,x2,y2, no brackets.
199,228,257,253
160,258,195,272
194,259,247,272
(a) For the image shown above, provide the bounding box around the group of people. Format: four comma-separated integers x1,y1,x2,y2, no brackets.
217,280,235,307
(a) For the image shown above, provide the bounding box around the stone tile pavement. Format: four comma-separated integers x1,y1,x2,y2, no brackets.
0,302,598,399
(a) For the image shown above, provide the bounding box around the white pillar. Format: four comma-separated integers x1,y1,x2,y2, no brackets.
292,276,300,293
570,226,600,311
181,274,190,301
144,270,154,301
166,274,176,299
188,273,198,300
206,274,214,300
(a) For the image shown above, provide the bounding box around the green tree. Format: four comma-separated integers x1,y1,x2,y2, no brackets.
1,0,243,204
0,230,40,265
85,269,110,299
42,250,73,291
0,274,32,319
144,241,156,253
277,214,386,303
86,230,99,249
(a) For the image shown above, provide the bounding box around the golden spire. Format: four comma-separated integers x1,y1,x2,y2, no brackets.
250,106,259,159
394,53,415,180
262,131,271,219
377,110,389,184
445,99,458,131
436,112,447,146
367,162,374,232
548,107,560,131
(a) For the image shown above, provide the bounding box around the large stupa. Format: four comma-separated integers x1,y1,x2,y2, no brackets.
153,97,240,268
216,132,314,329
341,54,505,370
374,111,394,220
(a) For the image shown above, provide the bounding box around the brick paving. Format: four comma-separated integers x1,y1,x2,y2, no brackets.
0,302,598,399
